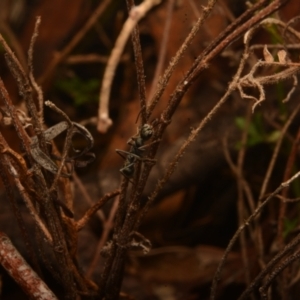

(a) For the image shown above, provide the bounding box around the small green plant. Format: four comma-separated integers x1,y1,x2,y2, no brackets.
56,75,99,106
235,112,281,148
283,216,299,238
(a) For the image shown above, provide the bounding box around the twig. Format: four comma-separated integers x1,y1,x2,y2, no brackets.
0,151,42,276
236,104,254,292
276,126,300,299
259,250,300,300
44,100,74,190
86,195,120,278
252,102,300,271
146,0,218,118
0,20,27,69
0,232,58,300
276,195,300,203
147,0,175,101
0,32,48,156
72,171,105,223
0,77,34,164
222,135,255,214
27,16,44,121
0,137,53,245
96,178,129,292
259,102,300,200
238,232,300,299
97,0,162,133
126,0,148,125
76,189,120,231
65,54,113,65
211,169,300,300
277,127,300,247
15,178,53,243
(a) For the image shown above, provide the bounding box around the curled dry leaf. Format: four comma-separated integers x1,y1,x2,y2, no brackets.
277,49,288,63
263,45,274,63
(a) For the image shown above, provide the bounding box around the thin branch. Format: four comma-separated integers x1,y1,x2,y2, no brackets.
126,0,148,125
14,177,53,244
97,0,162,133
211,169,300,300
44,100,74,190
0,20,27,68
259,102,300,200
0,232,58,299
72,171,105,223
86,195,120,278
236,104,254,292
259,250,300,300
222,135,255,214
238,232,300,299
27,16,44,121
76,189,120,231
65,54,121,65
146,0,218,118
147,0,175,102
277,127,300,247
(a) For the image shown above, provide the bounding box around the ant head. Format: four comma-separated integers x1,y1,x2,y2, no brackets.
140,123,153,140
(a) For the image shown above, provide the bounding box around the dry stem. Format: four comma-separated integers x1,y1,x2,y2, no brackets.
97,0,162,133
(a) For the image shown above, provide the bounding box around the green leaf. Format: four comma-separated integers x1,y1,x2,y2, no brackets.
284,217,299,238
266,130,281,143
56,76,99,106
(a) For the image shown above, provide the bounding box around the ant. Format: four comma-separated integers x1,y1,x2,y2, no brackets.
116,123,156,180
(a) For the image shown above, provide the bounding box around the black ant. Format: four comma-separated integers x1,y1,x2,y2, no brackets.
116,123,156,180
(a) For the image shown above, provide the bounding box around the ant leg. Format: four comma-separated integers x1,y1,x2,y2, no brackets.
120,162,135,183
116,149,131,161
137,139,161,151
116,149,146,162
127,137,140,147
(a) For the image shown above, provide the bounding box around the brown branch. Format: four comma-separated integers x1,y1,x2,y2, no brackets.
259,102,300,200
126,0,148,125
211,169,300,300
146,0,218,118
0,20,27,69
0,232,57,299
65,54,113,64
72,171,105,223
97,0,161,133
259,250,300,300
277,127,300,248
86,195,120,279
27,16,44,121
76,189,120,231
147,0,175,102
236,104,254,292
238,232,300,300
